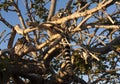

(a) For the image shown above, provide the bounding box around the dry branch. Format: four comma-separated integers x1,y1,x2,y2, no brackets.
87,35,120,54
50,0,114,24
36,34,61,49
86,25,120,29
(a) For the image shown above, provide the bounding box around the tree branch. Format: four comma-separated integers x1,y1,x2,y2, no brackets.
47,0,56,21
24,0,34,22
50,0,115,24
8,28,16,49
65,0,73,11
87,35,120,54
13,1,26,29
0,14,14,29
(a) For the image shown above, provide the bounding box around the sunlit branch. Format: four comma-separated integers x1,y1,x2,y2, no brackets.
87,25,120,29
50,0,114,24
12,1,26,29
14,23,55,35
101,10,115,24
74,14,93,31
24,0,40,45
47,0,56,21
36,34,61,49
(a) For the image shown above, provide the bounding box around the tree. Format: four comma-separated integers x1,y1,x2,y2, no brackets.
0,0,120,83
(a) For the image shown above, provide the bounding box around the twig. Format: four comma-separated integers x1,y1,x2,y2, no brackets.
0,32,11,44
73,14,93,32
101,10,115,24
24,0,34,21
0,30,6,39
0,14,13,29
13,2,26,29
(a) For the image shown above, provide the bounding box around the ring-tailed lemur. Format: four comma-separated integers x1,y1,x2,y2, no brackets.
51,12,64,21
60,37,72,73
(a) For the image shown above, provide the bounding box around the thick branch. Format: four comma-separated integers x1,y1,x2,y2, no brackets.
43,45,62,68
86,25,120,29
9,60,44,75
8,28,16,49
87,35,120,54
73,24,120,32
14,23,57,35
0,33,61,58
36,34,61,49
50,0,115,24
18,74,44,84
47,0,56,21
13,2,26,29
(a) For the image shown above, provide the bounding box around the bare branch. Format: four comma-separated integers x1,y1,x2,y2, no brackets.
14,23,56,35
47,0,56,21
0,14,14,29
50,0,115,24
73,24,120,32
74,14,93,31
37,34,61,49
14,24,24,35
86,25,120,29
101,10,115,24
87,35,120,54
12,1,26,29
24,0,34,22
0,30,6,39
7,28,16,49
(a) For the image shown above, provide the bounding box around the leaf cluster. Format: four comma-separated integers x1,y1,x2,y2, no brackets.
31,0,49,21
0,0,14,12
